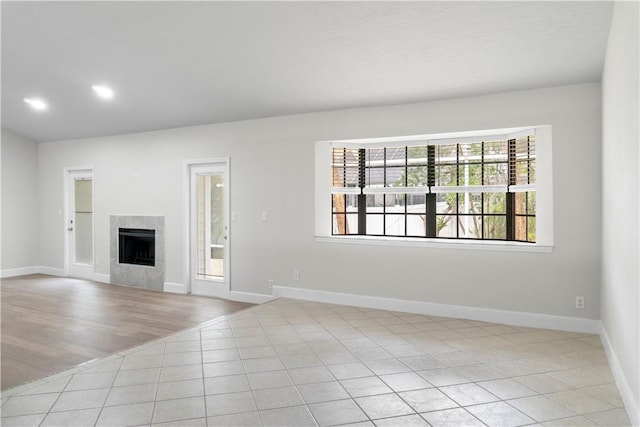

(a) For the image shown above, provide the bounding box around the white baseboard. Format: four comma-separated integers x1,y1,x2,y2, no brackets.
0,266,39,278
0,266,110,283
93,273,110,284
272,285,600,334
37,266,66,277
600,323,639,426
164,282,188,294
2,267,112,286
229,291,274,304
162,283,272,303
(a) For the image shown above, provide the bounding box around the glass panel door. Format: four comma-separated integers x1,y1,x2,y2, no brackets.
190,161,229,298
66,168,94,279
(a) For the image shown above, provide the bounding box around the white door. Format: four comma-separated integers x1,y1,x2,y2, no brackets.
190,162,230,298
66,168,94,279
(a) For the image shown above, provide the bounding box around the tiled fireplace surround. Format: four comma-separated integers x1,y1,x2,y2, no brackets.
110,215,165,291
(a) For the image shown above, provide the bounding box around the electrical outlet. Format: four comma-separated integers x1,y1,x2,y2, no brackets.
268,279,274,289
576,296,585,309
293,270,299,281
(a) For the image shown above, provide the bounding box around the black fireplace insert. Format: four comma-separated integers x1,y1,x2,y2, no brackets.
119,228,155,266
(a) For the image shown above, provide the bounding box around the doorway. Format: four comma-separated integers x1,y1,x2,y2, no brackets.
66,168,94,279
189,161,230,298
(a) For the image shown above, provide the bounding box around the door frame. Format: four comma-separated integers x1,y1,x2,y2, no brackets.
183,158,230,297
64,166,95,279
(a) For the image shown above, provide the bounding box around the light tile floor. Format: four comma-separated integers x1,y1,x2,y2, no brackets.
0,298,631,426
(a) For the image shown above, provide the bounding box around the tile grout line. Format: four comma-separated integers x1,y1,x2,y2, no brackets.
198,325,209,427
92,355,124,427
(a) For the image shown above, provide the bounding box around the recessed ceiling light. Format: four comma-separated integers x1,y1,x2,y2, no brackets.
23,97,48,111
92,85,114,99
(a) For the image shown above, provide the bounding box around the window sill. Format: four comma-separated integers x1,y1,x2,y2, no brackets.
314,235,554,253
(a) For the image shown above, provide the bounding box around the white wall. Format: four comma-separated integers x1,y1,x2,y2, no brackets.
1,128,39,275
601,1,640,424
35,83,602,321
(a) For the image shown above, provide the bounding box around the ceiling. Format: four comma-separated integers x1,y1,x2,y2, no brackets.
1,1,614,143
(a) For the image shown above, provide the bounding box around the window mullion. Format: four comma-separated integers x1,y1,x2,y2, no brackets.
426,145,436,238
358,148,366,235
506,139,516,240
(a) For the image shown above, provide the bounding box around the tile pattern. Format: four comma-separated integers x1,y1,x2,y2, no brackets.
0,298,630,426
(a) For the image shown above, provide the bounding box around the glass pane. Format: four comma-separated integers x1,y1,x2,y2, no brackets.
333,214,346,234
366,214,383,235
516,161,532,185
386,167,406,187
527,217,536,242
74,179,92,264
335,192,358,234
436,193,457,214
458,144,479,166
436,215,456,237
515,216,527,241
435,164,457,186
406,194,426,213
484,193,506,214
333,166,359,188
365,147,385,185
385,146,406,163
458,193,482,215
332,148,359,187
332,194,358,213
527,192,536,214
406,214,427,236
385,199,404,213
436,144,457,164
459,215,482,239
458,164,482,186
385,214,405,236
365,166,384,188
407,146,429,165
483,162,508,185
515,192,527,215
333,213,358,235
529,160,536,184
483,216,506,240
196,173,224,279
364,148,384,166
484,140,508,157
347,214,359,234
366,147,385,162
405,166,428,187
366,194,383,209
515,136,535,161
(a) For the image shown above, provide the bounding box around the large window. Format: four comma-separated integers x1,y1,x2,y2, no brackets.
331,135,536,243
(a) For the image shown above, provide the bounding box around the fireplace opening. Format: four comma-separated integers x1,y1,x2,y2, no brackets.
119,228,155,266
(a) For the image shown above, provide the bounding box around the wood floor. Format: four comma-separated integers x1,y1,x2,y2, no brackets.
0,274,253,390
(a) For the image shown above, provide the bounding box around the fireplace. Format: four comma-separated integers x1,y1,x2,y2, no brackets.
111,216,164,290
119,228,155,267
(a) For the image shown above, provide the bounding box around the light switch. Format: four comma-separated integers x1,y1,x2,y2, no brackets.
261,211,268,222
231,212,237,222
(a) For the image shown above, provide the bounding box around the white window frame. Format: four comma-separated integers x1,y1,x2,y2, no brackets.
315,126,554,253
